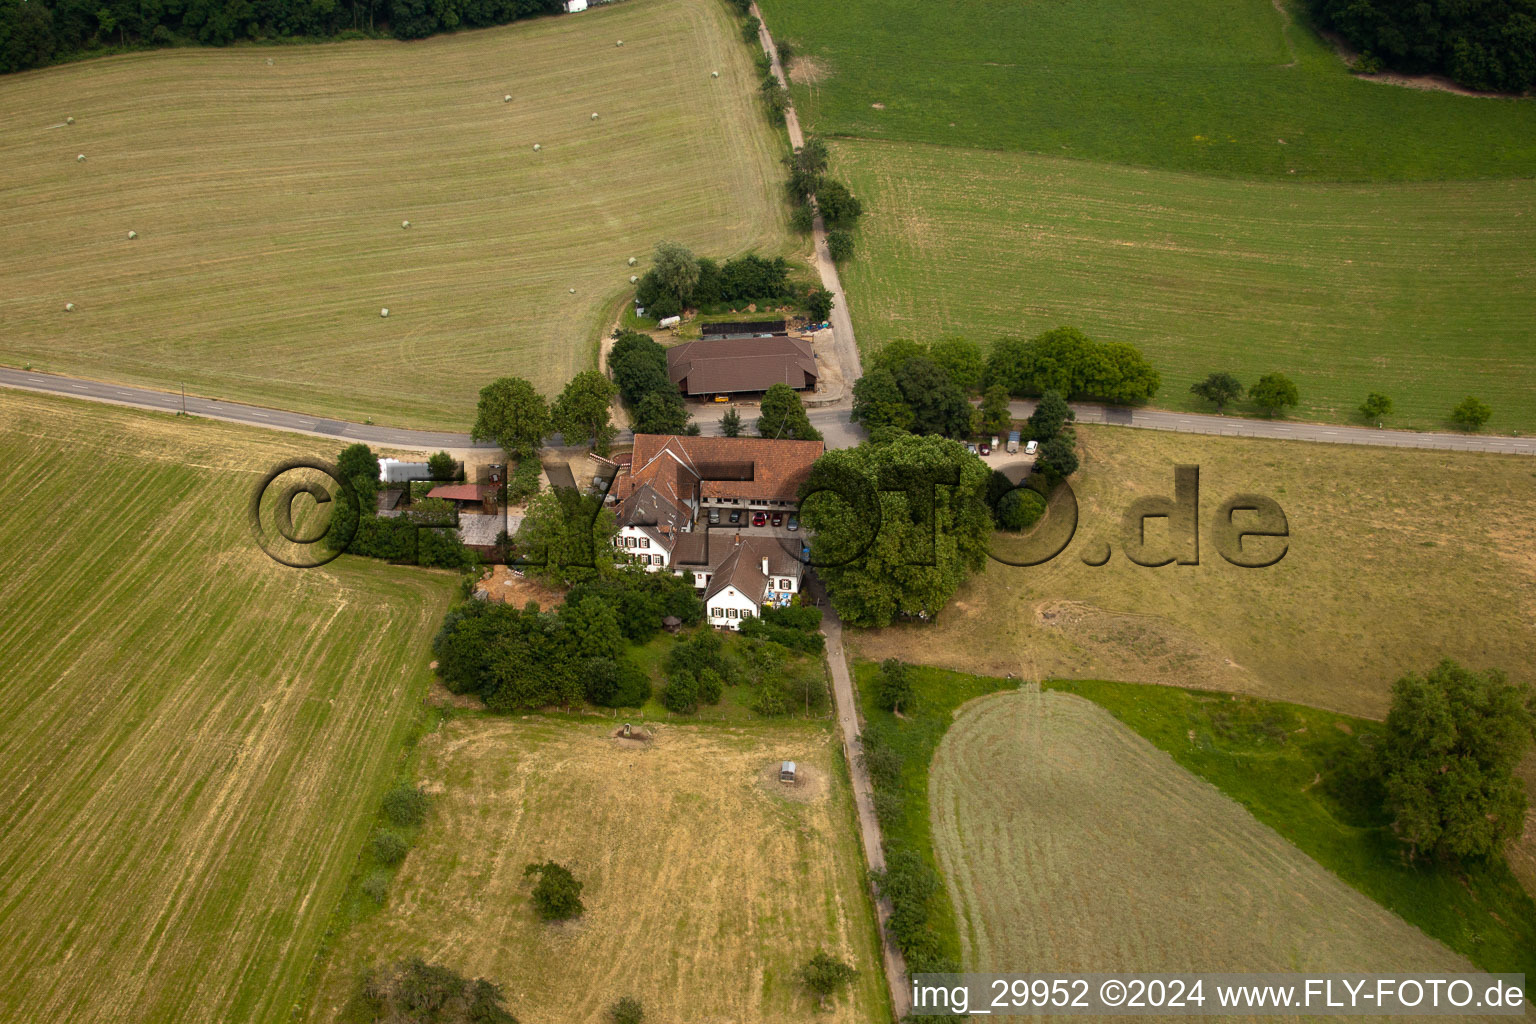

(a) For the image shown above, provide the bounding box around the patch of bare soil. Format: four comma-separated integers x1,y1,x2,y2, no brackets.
757,759,828,803
788,56,829,85
476,565,565,610
427,679,483,710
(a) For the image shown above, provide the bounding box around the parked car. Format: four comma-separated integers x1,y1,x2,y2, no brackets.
967,443,978,455
729,509,742,524
787,515,799,531
771,512,783,527
709,507,721,524
979,442,991,456
752,511,767,527
1025,439,1039,455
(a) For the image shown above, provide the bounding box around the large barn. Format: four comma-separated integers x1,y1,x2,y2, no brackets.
666,336,818,398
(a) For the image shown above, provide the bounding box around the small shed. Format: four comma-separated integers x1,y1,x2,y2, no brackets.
779,760,796,784
662,615,683,633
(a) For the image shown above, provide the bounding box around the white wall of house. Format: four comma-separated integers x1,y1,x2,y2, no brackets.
614,527,668,569
706,586,760,629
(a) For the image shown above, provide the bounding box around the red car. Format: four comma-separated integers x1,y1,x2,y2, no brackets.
752,511,768,527
979,442,992,456
771,512,784,527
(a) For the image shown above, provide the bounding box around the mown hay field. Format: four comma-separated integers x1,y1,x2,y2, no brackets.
305,716,888,1024
758,0,1536,180
930,690,1497,1004
854,424,1536,720
833,140,1536,432
0,0,790,429
0,391,458,1023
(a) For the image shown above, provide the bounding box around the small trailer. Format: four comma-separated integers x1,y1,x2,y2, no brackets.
1007,430,1021,454
779,761,796,784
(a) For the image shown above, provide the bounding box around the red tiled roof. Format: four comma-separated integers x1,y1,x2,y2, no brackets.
426,483,493,502
666,336,816,395
621,434,823,504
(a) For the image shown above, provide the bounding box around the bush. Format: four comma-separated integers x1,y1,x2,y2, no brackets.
662,670,700,714
506,457,541,504
816,179,862,226
1451,395,1492,431
372,829,409,865
427,450,457,480
874,658,915,713
995,488,1046,531
524,861,584,920
984,326,1159,403
361,871,390,906
741,15,759,43
696,667,724,706
382,783,429,828
826,229,855,264
799,951,857,1007
609,996,645,1024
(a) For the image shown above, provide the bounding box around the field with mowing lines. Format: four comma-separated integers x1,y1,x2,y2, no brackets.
758,0,1536,180
0,391,457,1024
0,0,791,429
854,424,1536,719
305,716,888,1024
833,141,1536,432
931,690,1494,992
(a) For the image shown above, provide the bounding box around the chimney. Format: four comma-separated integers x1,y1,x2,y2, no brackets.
761,557,770,575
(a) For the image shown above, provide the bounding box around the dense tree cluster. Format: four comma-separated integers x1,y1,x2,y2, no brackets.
852,338,982,438
0,0,563,74
609,329,693,435
738,603,824,653
800,433,992,627
634,242,792,320
985,326,1160,403
1307,0,1536,93
349,958,520,1024
757,382,821,440
431,594,649,711
566,567,703,642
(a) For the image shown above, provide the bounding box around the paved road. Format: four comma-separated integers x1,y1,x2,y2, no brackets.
818,592,912,1020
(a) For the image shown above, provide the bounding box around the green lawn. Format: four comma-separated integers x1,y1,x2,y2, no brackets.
759,0,1536,181
0,391,458,1024
832,140,1536,431
1047,679,1536,984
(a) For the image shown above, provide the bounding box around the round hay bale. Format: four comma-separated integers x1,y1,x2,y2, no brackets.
616,39,623,46
590,112,599,120
504,94,513,103
64,302,76,312
533,143,541,151
629,275,638,284
401,220,410,229
127,230,137,240
711,71,719,78
569,287,576,294
380,307,390,318
66,116,75,125
627,256,637,266
77,154,86,162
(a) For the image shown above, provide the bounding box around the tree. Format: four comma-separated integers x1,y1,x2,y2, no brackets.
984,326,1159,403
1035,433,1079,480
1376,661,1532,860
608,996,645,1024
995,487,1046,530
662,669,700,714
720,407,743,437
515,488,618,586
1025,389,1072,443
557,596,624,662
927,337,985,393
552,370,618,453
893,357,969,437
798,951,857,1009
632,389,690,434
1190,371,1244,411
786,136,829,198
869,338,928,375
1359,391,1394,423
875,658,915,713
816,179,862,226
980,384,1012,436
523,861,584,920
1249,372,1299,417
757,383,822,441
825,229,855,264
336,442,381,507
472,376,550,459
609,331,670,406
427,450,457,480
1451,395,1492,431
806,286,834,322
651,240,700,306
850,368,912,432
800,434,993,627
353,958,519,1024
